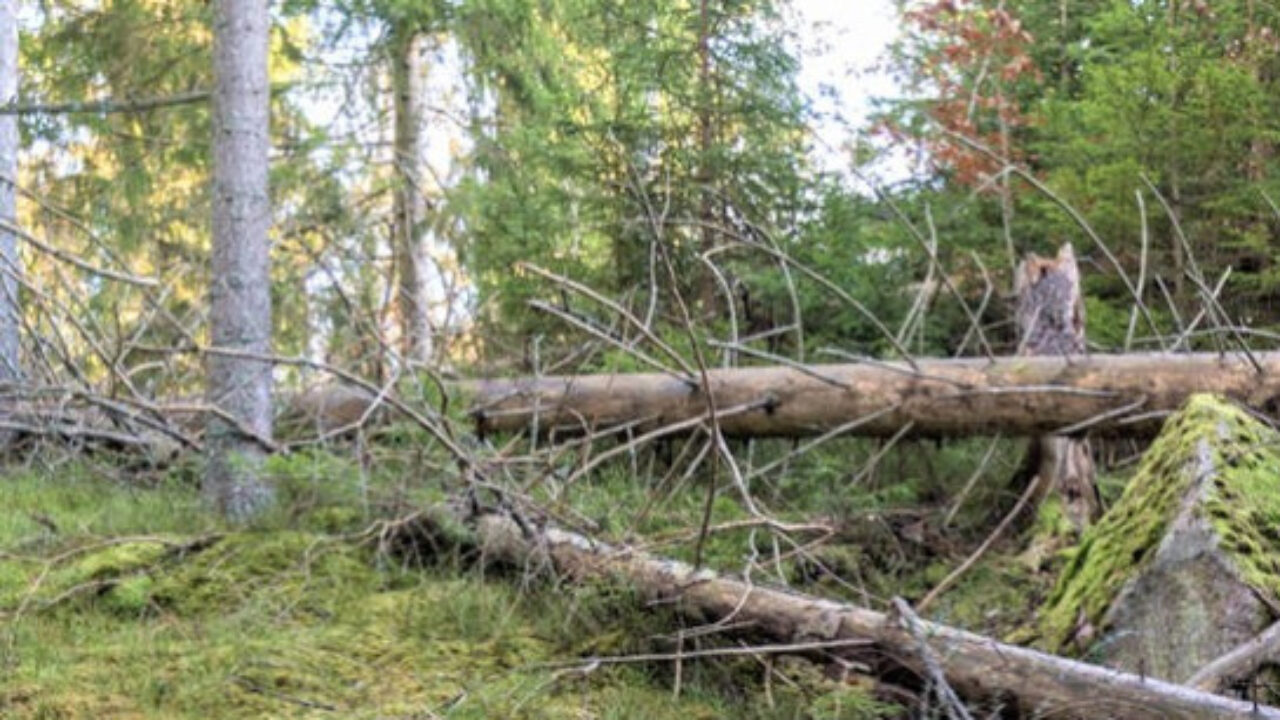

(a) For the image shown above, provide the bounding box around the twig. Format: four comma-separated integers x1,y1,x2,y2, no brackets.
0,89,212,115
1053,396,1149,436
1187,618,1280,691
891,597,975,720
231,675,337,712
917,471,1043,613
527,299,692,383
0,83,297,115
857,172,996,361
1184,269,1263,375
946,131,1162,341
559,399,772,489
534,637,874,669
1126,189,1152,352
706,241,919,370
943,436,1002,527
704,340,852,389
521,263,697,377
745,404,903,482
0,218,157,287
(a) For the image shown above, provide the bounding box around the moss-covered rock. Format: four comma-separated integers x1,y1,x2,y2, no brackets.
1034,394,1280,683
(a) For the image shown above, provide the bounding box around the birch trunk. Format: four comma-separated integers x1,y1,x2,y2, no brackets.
0,0,21,382
207,0,274,520
393,30,435,363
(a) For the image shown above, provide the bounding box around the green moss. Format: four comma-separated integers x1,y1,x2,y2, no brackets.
2,470,891,719
1035,394,1280,652
150,531,376,617
1,539,176,612
0,468,211,550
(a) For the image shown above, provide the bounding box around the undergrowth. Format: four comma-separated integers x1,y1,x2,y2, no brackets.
0,448,905,719
0,417,1116,719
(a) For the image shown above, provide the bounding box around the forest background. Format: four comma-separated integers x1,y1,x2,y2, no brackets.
5,0,1280,717
10,0,1277,386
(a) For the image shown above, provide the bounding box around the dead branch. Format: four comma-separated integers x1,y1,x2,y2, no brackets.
1188,618,1280,692
389,506,1280,719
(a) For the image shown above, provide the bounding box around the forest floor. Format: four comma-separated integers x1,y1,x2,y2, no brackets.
0,432,1114,719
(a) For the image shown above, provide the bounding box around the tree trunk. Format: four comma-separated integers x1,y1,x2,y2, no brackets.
457,352,1280,440
695,0,718,315
207,0,274,520
281,352,1280,440
394,507,1280,719
0,0,21,382
392,29,436,364
1015,244,1098,530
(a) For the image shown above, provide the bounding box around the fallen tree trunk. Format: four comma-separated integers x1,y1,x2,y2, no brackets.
395,506,1280,719
458,352,1280,439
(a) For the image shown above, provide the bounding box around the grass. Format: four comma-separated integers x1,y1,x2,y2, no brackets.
0,450,900,719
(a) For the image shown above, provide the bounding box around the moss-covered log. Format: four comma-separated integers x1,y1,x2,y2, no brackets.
398,506,1280,719
1034,395,1280,692
456,352,1280,439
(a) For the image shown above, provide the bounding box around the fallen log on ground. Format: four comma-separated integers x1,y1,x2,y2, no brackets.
392,506,1280,719
460,351,1280,439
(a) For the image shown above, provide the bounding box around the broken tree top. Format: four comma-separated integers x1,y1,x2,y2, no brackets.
460,352,1280,439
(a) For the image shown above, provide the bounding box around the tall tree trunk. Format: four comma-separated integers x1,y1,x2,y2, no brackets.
0,0,21,382
1166,2,1187,301
207,0,274,520
1015,244,1098,531
393,29,435,364
695,0,718,315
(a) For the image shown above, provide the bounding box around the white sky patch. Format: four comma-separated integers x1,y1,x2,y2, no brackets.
790,0,911,184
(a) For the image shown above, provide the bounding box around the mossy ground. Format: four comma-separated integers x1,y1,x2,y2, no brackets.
1033,394,1280,652
0,450,901,719
0,414,1104,719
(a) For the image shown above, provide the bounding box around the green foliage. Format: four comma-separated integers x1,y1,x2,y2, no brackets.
1029,1,1280,318
454,0,814,352
879,0,1280,348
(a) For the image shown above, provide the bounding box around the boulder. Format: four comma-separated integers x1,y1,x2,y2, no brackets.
1034,394,1280,686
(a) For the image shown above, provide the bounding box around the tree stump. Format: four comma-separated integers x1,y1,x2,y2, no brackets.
1015,243,1099,532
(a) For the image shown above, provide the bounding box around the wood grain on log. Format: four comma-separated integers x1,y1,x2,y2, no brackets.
459,352,1280,439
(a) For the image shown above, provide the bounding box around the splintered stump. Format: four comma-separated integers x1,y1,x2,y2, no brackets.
1015,243,1098,531
1034,394,1280,695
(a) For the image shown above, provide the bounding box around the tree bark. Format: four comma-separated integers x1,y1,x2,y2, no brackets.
397,507,1280,719
449,352,1280,440
695,0,719,314
392,29,436,364
0,0,21,382
207,0,274,520
1015,244,1098,529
